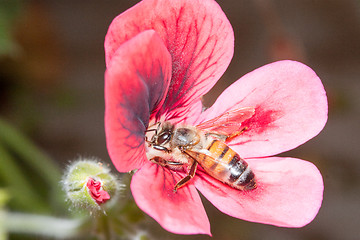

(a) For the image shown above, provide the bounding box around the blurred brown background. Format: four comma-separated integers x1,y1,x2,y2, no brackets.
1,0,359,239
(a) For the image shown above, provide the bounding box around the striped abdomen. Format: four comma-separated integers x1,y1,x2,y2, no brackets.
189,140,256,190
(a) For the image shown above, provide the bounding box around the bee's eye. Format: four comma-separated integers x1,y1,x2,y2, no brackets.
157,131,171,145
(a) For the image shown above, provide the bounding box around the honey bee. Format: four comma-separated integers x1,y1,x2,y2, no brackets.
145,107,257,192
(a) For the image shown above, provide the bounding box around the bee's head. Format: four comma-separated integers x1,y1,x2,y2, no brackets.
145,122,174,147
153,122,174,146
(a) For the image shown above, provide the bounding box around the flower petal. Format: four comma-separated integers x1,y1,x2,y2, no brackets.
105,30,172,172
196,60,328,158
105,0,234,121
86,178,110,205
131,162,211,235
182,100,204,124
194,157,323,227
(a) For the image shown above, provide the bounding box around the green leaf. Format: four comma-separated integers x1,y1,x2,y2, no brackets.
0,144,48,212
0,118,65,212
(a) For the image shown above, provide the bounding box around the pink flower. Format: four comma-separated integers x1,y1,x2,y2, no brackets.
104,0,327,235
86,178,110,205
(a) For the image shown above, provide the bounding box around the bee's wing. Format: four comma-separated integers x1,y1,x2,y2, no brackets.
183,149,219,168
196,107,255,136
184,148,229,181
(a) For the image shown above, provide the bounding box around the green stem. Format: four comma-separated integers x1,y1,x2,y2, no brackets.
0,210,6,240
5,212,83,239
0,144,49,212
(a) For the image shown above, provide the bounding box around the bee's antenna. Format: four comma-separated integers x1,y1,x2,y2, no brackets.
145,122,163,147
147,121,161,128
145,128,157,134
144,136,151,146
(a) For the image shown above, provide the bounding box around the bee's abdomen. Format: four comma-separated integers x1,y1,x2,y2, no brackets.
203,140,256,190
227,154,256,190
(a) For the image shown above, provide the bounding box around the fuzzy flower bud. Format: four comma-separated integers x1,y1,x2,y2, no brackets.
62,158,121,211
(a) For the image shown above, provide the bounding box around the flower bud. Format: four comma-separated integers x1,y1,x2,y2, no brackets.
62,158,121,212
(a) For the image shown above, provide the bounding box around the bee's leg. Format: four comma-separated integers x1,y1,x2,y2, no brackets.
225,127,248,143
173,160,198,193
152,145,171,153
150,156,184,170
150,156,168,167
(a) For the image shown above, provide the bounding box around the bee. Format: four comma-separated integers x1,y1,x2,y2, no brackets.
145,107,257,192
